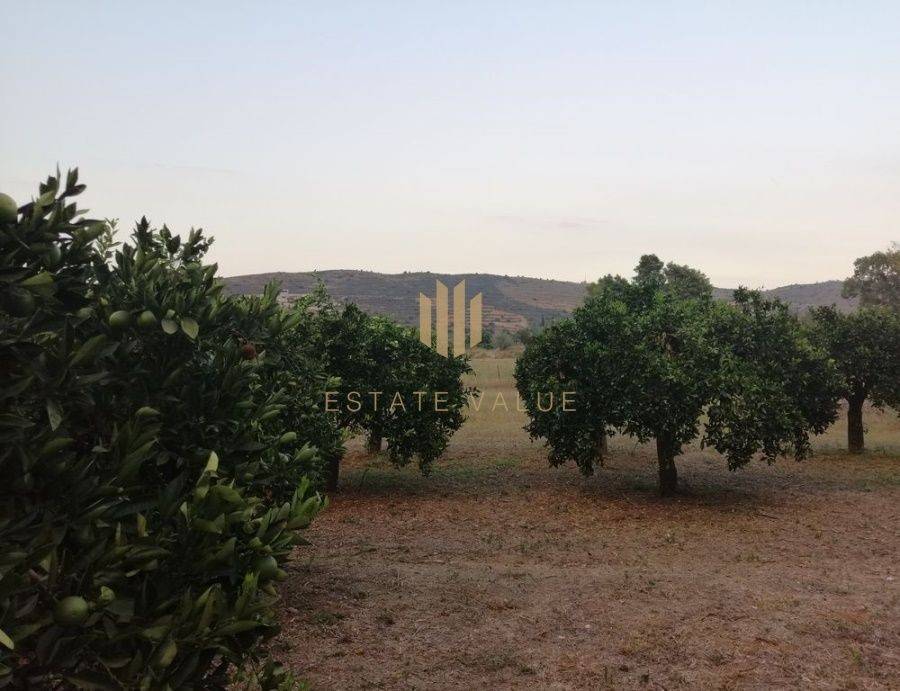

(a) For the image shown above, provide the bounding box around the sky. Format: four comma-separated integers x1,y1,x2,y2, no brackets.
2,2,899,288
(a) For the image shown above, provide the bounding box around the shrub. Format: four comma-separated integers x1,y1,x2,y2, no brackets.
0,172,324,689
493,330,514,350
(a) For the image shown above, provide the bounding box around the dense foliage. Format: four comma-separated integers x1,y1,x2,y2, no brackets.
589,253,714,303
808,306,900,452
841,243,899,311
516,258,841,495
287,288,471,489
0,172,325,689
0,170,477,686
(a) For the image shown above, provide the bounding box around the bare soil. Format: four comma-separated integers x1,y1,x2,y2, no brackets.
275,361,899,690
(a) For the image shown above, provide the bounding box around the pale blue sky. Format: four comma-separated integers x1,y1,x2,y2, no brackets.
2,2,898,287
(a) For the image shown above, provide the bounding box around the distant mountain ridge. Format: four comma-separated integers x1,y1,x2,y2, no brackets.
222,270,856,331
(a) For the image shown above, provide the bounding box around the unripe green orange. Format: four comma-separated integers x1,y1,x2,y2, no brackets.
254,555,279,581
0,193,17,224
54,596,90,626
44,244,62,268
108,310,131,328
137,310,157,328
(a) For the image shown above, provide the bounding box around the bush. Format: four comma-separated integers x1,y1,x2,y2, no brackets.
493,330,514,350
0,172,324,689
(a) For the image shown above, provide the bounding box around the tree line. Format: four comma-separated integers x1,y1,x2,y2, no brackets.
516,250,899,494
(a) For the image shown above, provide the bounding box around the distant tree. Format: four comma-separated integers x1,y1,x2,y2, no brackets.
662,261,714,301
479,327,494,349
633,253,666,289
589,254,713,304
809,306,900,452
515,326,534,345
842,243,899,310
494,330,515,350
291,288,470,489
518,272,840,495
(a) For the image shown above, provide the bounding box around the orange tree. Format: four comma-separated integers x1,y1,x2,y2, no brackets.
0,172,324,689
517,259,840,495
808,306,900,452
286,288,471,490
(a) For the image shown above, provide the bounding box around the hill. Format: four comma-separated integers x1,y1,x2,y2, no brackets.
222,270,856,331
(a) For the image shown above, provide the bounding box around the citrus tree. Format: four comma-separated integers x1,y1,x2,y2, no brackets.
842,244,899,310
287,288,471,490
515,311,626,470
517,259,840,495
0,172,324,689
808,306,900,452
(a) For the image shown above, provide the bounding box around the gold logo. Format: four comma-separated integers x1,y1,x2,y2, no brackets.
419,280,483,357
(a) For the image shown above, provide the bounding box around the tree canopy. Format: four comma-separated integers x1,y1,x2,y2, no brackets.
590,253,714,304
517,258,840,495
842,243,899,311
0,172,324,687
286,287,471,489
809,306,900,452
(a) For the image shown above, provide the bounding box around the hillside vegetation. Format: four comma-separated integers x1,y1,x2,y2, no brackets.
224,270,856,331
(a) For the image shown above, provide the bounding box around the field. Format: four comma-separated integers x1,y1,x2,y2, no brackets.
277,358,900,689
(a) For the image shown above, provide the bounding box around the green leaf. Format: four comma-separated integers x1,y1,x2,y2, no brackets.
212,485,243,505
40,437,74,456
141,625,169,641
215,620,262,636
181,317,199,340
0,375,33,400
118,439,156,479
0,413,34,429
46,400,63,430
70,334,108,367
205,451,219,473
0,628,13,650
21,271,53,287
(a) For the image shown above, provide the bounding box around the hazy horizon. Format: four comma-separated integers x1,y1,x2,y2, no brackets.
3,2,898,288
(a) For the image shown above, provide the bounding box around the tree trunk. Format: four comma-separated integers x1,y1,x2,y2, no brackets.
847,395,865,454
366,429,383,455
593,429,608,464
325,455,340,492
656,437,678,496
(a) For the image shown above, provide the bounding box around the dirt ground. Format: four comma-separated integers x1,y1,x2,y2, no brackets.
275,360,900,690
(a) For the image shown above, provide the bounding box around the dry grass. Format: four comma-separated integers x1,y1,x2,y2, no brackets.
275,359,900,689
